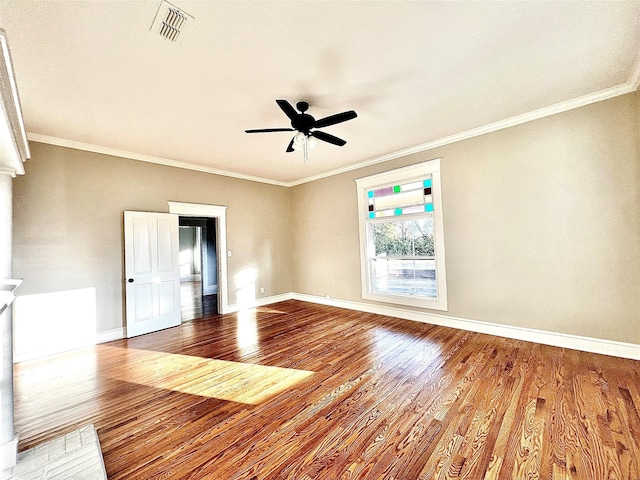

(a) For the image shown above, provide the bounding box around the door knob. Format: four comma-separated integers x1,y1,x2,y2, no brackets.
128,278,134,283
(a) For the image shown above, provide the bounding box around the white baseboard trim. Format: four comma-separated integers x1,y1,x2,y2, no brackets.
225,293,295,314
16,293,639,362
14,328,127,363
291,293,640,361
96,328,124,344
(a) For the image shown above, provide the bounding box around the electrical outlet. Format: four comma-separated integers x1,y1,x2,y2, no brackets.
260,287,265,294
325,294,331,300
227,250,232,257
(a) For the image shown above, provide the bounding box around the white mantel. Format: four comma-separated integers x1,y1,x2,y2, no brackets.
0,30,29,178
0,279,20,315
0,28,30,479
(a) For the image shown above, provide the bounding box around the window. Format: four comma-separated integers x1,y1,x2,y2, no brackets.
355,159,447,310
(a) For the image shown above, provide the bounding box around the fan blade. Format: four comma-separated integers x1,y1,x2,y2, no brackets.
286,137,295,152
312,130,347,147
314,110,357,129
276,99,299,121
245,128,294,133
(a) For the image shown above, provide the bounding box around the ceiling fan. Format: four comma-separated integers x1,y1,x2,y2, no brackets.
245,99,357,161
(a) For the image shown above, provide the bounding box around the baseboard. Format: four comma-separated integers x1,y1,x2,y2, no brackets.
13,328,126,363
93,292,295,338
96,328,125,344
15,293,639,362
291,293,640,361
225,292,295,314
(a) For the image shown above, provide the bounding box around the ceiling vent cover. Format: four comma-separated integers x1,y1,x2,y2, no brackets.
150,1,193,44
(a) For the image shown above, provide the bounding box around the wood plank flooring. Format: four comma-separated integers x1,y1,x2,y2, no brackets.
13,300,640,479
180,280,217,320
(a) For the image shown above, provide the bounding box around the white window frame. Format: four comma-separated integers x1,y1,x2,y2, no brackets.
355,158,448,311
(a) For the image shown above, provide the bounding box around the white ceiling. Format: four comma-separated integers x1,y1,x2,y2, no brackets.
1,1,639,186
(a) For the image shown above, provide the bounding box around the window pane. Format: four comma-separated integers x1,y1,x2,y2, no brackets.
402,205,425,215
368,218,436,298
366,176,434,219
401,180,423,192
371,218,434,257
374,189,424,211
370,258,436,298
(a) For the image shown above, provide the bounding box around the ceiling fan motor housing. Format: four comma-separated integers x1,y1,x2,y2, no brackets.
292,113,315,134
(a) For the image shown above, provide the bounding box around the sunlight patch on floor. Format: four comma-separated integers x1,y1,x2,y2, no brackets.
98,346,314,405
254,306,287,314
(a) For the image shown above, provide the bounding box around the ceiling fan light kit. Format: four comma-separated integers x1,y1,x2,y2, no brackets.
245,99,357,162
292,131,307,149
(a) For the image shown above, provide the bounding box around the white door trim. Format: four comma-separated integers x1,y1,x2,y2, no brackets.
168,201,229,314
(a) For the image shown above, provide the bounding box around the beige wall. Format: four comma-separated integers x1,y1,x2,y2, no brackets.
13,142,293,333
12,93,640,346
291,93,640,344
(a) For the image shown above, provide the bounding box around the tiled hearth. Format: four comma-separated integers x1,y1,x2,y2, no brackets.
10,425,107,480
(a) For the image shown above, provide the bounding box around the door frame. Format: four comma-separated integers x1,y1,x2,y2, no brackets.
168,201,229,314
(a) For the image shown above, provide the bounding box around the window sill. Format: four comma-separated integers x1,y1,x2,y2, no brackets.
362,290,448,311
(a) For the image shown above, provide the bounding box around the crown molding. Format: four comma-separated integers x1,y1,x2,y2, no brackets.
291,51,640,186
26,132,289,187
27,80,637,188
288,82,636,186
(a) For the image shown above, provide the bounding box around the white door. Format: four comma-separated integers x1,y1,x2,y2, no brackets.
124,211,181,338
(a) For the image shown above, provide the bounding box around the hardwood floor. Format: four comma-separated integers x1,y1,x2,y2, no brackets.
181,279,217,320
13,300,640,479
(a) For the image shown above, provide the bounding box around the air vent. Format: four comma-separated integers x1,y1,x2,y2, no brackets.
150,1,193,44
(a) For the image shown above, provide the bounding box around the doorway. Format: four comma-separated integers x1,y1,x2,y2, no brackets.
179,216,218,319
168,202,229,314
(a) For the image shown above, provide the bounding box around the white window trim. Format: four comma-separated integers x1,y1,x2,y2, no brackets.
355,158,448,311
